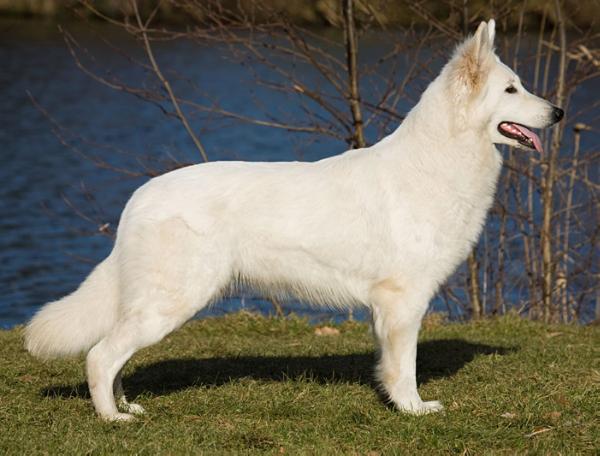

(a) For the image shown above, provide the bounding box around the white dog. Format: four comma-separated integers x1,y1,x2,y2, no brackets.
25,20,563,421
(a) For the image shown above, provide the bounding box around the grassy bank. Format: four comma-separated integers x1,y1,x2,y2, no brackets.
0,313,598,454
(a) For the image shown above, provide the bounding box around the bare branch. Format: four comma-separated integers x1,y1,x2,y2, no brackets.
132,0,209,162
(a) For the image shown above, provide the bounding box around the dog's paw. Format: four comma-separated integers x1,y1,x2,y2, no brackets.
103,412,136,422
395,398,444,415
123,402,146,415
420,400,444,414
118,397,146,415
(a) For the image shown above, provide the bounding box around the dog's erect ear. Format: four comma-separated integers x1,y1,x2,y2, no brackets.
475,19,496,67
472,19,496,77
446,20,496,127
447,20,495,93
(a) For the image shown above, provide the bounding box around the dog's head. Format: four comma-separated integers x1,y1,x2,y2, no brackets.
446,19,564,153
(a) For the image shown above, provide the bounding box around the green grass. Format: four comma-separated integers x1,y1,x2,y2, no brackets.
0,313,598,455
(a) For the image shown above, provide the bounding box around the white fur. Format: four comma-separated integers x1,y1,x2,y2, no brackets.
25,20,560,420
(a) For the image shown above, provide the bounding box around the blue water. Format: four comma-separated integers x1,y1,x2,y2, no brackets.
0,18,369,327
0,19,597,328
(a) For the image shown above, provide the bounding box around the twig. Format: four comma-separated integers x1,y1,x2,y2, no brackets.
132,0,209,162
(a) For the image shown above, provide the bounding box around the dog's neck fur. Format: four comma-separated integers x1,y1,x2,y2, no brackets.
381,72,500,177
396,75,486,145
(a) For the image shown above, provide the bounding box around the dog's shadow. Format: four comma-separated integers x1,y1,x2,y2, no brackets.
42,339,514,401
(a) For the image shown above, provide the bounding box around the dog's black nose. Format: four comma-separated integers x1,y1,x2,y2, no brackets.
552,106,564,123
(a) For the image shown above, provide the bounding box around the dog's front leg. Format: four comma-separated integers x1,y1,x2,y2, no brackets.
371,281,443,414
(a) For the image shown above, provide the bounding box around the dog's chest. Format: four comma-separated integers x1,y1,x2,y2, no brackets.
390,148,502,280
436,158,500,264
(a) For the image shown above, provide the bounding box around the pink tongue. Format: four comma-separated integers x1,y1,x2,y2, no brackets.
514,124,543,154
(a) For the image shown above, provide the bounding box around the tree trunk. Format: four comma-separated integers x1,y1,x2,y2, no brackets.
540,0,567,323
342,0,365,149
468,250,482,319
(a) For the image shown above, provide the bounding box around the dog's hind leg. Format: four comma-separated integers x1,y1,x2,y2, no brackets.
86,306,181,421
371,279,443,414
87,217,229,421
87,282,222,421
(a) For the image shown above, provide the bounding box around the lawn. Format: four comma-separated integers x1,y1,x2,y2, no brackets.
0,312,598,454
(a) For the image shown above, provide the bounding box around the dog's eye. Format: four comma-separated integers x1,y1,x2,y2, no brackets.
505,85,517,94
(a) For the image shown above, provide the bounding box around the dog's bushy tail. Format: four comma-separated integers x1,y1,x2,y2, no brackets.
25,254,119,359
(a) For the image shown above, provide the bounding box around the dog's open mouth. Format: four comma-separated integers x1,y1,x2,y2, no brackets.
497,122,543,153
